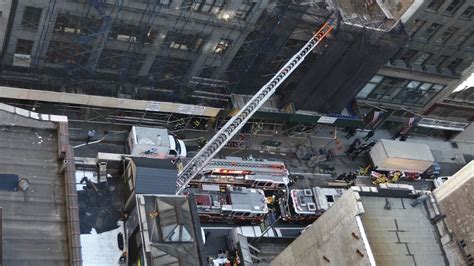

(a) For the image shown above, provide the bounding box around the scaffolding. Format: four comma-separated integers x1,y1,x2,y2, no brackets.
1,0,366,134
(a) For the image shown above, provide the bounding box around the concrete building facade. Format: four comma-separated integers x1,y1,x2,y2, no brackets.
356,0,474,137
433,160,474,265
0,0,421,115
0,0,14,56
271,186,451,266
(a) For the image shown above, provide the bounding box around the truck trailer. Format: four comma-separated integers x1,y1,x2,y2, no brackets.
369,139,434,173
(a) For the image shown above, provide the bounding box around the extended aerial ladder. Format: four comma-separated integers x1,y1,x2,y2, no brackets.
176,14,338,194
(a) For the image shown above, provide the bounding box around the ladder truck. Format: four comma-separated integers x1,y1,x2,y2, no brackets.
176,14,338,194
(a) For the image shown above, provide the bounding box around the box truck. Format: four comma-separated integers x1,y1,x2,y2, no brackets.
127,126,186,159
369,139,434,173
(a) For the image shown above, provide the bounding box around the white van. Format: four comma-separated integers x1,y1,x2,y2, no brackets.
128,126,186,159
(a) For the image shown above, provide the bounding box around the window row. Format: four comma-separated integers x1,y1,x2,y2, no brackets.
426,0,473,18
392,48,467,73
411,20,473,47
182,0,255,20
356,75,445,107
20,1,257,32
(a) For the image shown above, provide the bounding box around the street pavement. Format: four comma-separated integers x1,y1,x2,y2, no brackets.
69,119,467,191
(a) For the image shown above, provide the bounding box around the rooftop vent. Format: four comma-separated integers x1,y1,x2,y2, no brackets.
304,189,313,196
307,202,317,211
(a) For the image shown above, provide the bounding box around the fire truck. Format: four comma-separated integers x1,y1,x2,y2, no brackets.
186,184,268,224
278,186,345,223
189,157,290,191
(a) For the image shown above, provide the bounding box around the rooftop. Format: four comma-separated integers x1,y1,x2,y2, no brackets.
131,157,177,194
133,126,171,146
333,0,419,31
360,196,447,265
135,194,205,265
271,187,448,266
0,105,79,265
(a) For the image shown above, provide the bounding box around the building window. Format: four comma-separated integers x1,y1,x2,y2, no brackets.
419,84,444,106
110,22,142,43
460,6,474,19
445,58,463,71
409,19,426,36
164,31,205,52
21,6,42,28
357,75,382,98
436,26,458,44
150,56,192,77
235,0,256,20
214,39,231,54
426,55,449,68
357,75,445,107
392,49,417,64
468,40,474,50
184,0,225,14
15,39,34,54
54,13,81,34
45,41,92,65
367,77,408,102
426,0,443,11
413,52,433,65
419,23,442,40
450,30,472,47
443,0,464,15
133,0,171,4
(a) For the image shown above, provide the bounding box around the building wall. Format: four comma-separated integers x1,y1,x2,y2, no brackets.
286,23,408,113
0,0,14,56
355,0,474,131
433,161,474,263
453,122,474,143
389,0,474,77
270,190,371,266
357,67,457,112
0,0,271,107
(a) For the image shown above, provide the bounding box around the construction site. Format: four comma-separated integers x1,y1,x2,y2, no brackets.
0,0,473,265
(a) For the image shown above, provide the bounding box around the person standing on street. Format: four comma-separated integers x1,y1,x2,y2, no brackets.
351,142,370,160
87,129,96,144
363,130,374,141
400,134,408,141
391,131,401,140
345,138,361,155
367,140,376,150
345,128,356,139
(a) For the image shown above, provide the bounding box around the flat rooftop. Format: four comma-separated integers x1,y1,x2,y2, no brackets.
271,188,448,266
0,110,70,264
360,196,446,266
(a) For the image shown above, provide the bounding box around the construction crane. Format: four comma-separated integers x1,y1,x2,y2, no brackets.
176,14,338,194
